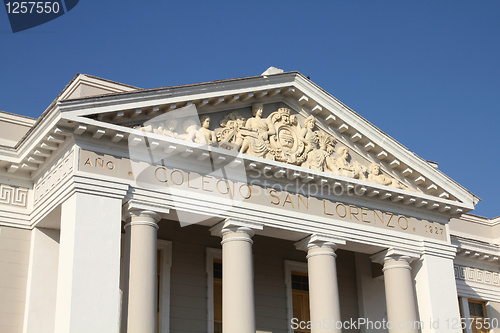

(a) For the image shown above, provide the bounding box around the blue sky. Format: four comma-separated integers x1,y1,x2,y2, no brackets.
1,1,499,218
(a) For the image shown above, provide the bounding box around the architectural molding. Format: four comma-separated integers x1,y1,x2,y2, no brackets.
34,149,74,204
0,183,28,208
456,278,500,303
122,200,171,222
371,248,420,265
209,218,264,238
455,264,500,288
452,235,500,263
294,233,346,252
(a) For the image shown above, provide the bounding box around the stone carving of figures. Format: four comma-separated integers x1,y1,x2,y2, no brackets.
240,103,274,158
330,146,366,179
179,118,207,145
303,131,337,171
299,115,319,152
157,119,179,138
367,163,407,189
134,119,179,139
199,116,216,146
216,111,246,150
334,146,356,177
135,124,153,133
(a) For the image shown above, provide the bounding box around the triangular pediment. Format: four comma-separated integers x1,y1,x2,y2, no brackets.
54,71,478,214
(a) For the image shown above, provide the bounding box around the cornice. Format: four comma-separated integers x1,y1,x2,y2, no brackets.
0,110,36,127
57,73,298,116
292,74,477,208
451,235,500,263
453,213,499,226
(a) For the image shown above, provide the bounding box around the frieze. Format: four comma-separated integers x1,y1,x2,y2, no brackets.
454,264,500,287
78,147,448,241
34,150,74,204
0,184,28,208
133,103,413,192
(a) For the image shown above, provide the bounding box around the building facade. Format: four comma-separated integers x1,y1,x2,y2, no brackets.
0,68,499,333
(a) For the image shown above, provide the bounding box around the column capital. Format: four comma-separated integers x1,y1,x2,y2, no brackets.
294,234,346,252
122,200,170,222
371,248,420,265
210,218,263,238
124,210,161,230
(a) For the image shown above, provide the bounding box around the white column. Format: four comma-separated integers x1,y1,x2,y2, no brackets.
459,298,473,333
296,234,346,333
54,192,122,333
412,248,462,333
210,219,263,333
125,210,161,333
372,249,419,333
120,221,131,333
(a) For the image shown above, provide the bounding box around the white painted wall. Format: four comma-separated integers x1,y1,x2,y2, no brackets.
23,227,60,333
0,226,31,333
54,192,122,333
486,301,500,333
413,254,462,333
355,252,387,333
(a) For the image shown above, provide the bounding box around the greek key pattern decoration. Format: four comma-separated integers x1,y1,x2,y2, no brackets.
455,264,500,287
0,184,28,207
34,150,74,204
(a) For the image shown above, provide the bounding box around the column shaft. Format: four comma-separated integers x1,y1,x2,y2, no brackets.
307,245,342,333
126,211,160,333
222,228,256,333
380,254,419,333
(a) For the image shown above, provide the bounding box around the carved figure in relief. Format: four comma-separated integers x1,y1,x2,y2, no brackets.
303,131,337,171
199,116,217,146
216,111,246,151
179,118,207,145
134,119,180,138
135,123,154,133
239,103,274,158
332,146,366,179
367,163,406,189
299,115,319,152
157,119,179,138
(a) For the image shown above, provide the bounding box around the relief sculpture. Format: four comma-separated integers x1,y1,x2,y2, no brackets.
239,103,273,158
132,103,411,191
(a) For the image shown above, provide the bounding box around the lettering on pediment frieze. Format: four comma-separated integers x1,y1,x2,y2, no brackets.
133,103,412,191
